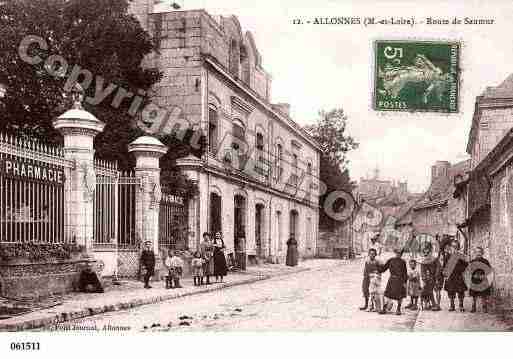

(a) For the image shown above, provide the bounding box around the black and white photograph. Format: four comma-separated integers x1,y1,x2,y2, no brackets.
0,0,513,356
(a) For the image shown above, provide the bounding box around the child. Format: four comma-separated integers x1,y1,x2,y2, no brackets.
368,270,382,313
164,250,184,289
469,247,492,313
191,251,204,286
359,248,381,311
406,259,421,310
379,247,407,315
419,242,440,311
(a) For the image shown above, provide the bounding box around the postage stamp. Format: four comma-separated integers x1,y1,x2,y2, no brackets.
373,40,460,113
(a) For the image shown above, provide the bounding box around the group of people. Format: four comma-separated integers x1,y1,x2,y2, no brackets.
138,231,229,289
360,237,493,315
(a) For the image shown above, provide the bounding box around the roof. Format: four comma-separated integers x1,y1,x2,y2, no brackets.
467,74,513,154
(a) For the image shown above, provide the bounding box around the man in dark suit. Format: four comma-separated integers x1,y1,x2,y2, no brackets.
139,241,156,289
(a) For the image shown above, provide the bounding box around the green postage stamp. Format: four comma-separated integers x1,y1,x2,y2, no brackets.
373,40,460,113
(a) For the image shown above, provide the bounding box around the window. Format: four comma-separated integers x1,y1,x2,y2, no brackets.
256,133,264,151
232,120,246,170
275,143,283,181
229,39,240,78
255,132,265,176
292,153,298,184
208,106,218,154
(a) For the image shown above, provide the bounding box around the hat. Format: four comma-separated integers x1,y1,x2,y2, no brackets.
393,246,403,254
144,240,151,245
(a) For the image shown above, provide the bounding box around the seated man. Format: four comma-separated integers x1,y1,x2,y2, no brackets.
78,263,104,293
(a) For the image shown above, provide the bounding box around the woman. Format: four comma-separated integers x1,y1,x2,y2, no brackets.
200,232,215,285
443,240,468,312
379,247,408,315
213,232,228,282
286,236,298,266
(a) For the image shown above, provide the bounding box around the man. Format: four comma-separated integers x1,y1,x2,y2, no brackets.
139,240,156,289
469,247,492,313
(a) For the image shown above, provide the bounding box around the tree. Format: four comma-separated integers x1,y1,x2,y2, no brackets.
0,0,200,198
305,108,358,230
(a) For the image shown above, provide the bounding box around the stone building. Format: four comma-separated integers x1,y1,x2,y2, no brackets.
128,3,321,263
357,167,409,203
468,128,513,309
393,160,469,252
456,74,513,309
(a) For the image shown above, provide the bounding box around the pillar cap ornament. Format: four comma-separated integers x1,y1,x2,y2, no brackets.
128,135,168,158
53,84,105,136
175,154,204,169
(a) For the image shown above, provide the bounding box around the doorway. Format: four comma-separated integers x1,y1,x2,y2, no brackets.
234,194,246,269
255,204,264,258
209,192,222,235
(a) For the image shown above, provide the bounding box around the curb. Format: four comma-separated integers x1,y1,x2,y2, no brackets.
0,266,316,332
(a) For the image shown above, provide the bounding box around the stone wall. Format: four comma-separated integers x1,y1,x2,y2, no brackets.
489,166,513,311
0,259,103,299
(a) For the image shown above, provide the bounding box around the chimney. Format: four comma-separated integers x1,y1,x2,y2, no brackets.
274,103,291,117
431,161,451,184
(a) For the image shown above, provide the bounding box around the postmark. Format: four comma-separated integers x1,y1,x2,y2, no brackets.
373,40,460,113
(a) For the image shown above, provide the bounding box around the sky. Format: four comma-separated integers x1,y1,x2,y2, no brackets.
171,0,513,192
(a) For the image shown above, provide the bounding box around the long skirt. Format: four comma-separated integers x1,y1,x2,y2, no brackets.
286,244,298,266
203,257,214,276
213,250,228,276
384,275,407,300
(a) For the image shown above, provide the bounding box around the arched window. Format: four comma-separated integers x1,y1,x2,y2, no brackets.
208,105,218,154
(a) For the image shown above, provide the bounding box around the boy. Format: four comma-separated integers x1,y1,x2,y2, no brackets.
139,241,155,289
164,250,184,289
191,251,204,286
359,248,381,311
469,247,492,313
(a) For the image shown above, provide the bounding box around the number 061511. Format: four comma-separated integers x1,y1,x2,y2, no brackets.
10,342,40,350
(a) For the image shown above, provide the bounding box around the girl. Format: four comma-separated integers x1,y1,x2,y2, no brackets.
200,232,215,285
406,259,421,310
379,247,408,315
191,251,204,286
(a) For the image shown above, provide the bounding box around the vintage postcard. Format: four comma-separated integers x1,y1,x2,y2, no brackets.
1,0,513,357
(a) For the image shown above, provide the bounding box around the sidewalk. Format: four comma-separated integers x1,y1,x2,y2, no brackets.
0,259,345,331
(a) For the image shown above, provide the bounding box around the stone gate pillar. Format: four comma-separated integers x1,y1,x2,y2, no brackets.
175,154,204,251
128,136,168,272
53,89,105,252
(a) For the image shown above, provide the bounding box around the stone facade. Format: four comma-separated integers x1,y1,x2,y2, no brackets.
128,5,321,263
